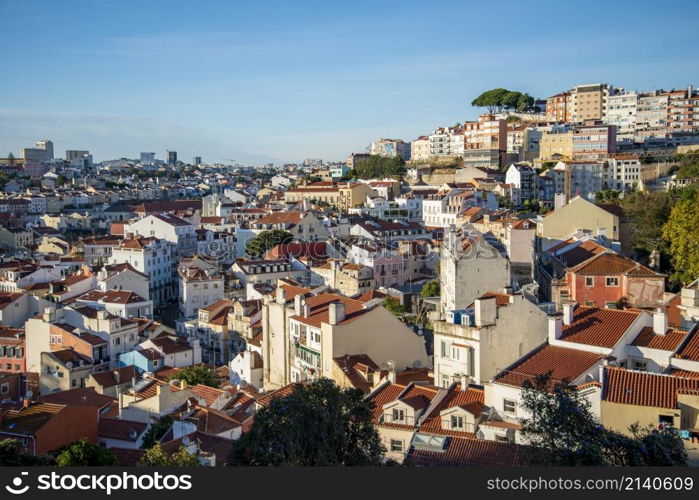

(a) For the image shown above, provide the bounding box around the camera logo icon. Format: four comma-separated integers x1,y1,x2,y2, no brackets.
5,472,29,495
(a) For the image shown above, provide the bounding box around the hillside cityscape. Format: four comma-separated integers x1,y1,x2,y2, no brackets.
0,79,698,467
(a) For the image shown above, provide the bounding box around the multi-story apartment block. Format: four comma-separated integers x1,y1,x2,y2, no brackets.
667,85,699,134
262,285,428,389
546,91,572,122
410,136,430,161
439,226,511,318
605,90,638,140
178,265,224,318
370,138,411,161
110,236,174,305
635,92,669,139
127,213,197,258
504,163,537,206
538,126,573,162
570,83,611,121
572,120,616,161
432,291,549,387
605,154,642,191
461,114,507,168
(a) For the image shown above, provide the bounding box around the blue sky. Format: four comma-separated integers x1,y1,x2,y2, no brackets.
1,0,698,164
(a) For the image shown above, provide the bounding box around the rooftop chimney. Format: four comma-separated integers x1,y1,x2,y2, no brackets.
294,294,303,316
276,287,286,305
548,315,563,343
460,373,469,391
653,309,668,335
113,369,120,385
474,296,497,327
562,302,575,325
328,301,346,325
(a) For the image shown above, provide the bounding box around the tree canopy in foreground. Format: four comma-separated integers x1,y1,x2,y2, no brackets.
229,378,385,465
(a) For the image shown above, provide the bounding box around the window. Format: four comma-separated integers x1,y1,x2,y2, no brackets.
585,276,594,287
659,415,674,426
390,439,403,452
632,359,647,372
440,340,449,359
495,435,509,443
503,399,516,414
392,408,405,422
451,346,461,360
606,276,619,286
450,415,464,429
0,383,8,394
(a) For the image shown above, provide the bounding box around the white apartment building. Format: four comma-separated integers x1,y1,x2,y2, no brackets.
605,91,638,140
605,155,642,191
126,213,197,258
410,136,430,161
178,266,225,318
432,292,550,387
109,237,174,305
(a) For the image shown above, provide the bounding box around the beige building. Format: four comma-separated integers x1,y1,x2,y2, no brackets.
262,282,429,390
600,367,699,436
571,83,611,121
40,349,92,394
410,136,430,162
433,292,549,387
313,259,374,297
538,128,573,162
537,196,619,249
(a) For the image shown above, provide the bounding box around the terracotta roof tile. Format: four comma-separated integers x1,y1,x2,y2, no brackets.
673,327,699,361
494,344,603,388
631,327,688,352
603,367,699,408
560,305,641,348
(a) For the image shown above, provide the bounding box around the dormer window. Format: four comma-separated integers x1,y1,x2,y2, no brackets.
392,408,405,422
450,415,464,429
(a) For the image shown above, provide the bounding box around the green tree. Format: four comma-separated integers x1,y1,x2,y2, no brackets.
172,365,219,388
229,378,385,465
6,153,15,164
420,280,440,298
520,373,687,466
138,443,200,466
595,189,621,204
140,415,174,449
0,439,54,466
662,190,699,284
245,229,293,257
382,296,405,317
55,175,68,187
353,155,405,180
471,88,510,113
55,438,119,466
621,190,678,253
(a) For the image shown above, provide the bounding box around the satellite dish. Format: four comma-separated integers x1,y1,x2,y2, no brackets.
182,436,191,446
413,360,422,369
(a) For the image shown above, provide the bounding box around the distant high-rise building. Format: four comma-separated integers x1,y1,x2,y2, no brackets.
167,150,177,166
140,152,156,165
65,150,90,162
36,140,54,161
20,148,47,161
193,156,202,166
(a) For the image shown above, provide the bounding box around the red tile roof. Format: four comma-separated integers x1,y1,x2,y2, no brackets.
290,293,369,328
494,344,603,388
407,435,522,466
569,252,660,277
560,305,641,348
673,327,699,361
603,367,699,408
631,327,688,352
